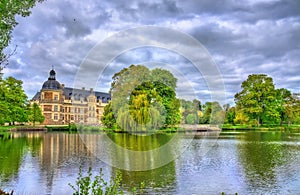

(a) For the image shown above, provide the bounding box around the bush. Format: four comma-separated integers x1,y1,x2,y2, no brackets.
69,167,123,195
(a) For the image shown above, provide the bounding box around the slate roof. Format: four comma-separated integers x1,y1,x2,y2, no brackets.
32,69,111,102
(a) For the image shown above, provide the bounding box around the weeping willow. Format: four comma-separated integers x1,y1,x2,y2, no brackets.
116,94,166,132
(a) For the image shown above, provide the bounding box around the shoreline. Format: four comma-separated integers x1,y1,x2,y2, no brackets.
1,124,300,133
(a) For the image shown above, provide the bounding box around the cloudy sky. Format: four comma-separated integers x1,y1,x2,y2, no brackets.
3,0,300,104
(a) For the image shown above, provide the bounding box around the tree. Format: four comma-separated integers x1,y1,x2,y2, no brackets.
234,74,279,126
199,101,223,124
101,102,117,129
104,65,181,131
179,99,201,124
0,76,9,124
0,76,28,125
276,88,295,125
186,113,198,124
28,102,44,126
151,68,177,90
0,0,44,69
224,106,236,125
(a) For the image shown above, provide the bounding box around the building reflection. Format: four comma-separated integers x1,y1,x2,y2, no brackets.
1,132,180,193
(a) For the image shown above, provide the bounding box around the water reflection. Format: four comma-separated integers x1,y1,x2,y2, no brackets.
0,133,31,181
0,131,300,194
108,133,177,193
237,131,300,193
0,132,106,194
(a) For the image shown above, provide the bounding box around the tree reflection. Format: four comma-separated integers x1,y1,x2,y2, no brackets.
107,133,177,192
0,132,43,182
237,131,289,191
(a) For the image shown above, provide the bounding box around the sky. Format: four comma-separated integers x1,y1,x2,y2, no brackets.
3,0,300,105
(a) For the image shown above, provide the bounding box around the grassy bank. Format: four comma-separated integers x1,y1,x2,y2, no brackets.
0,125,15,132
0,125,41,132
222,124,300,131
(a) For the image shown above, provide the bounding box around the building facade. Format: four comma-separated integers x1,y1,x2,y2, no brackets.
31,69,111,125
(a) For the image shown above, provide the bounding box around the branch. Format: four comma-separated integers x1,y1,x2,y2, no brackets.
0,45,17,70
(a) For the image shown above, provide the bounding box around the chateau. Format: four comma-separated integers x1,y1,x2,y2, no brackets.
31,69,111,125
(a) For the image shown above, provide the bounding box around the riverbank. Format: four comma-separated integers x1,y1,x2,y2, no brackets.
1,124,300,133
222,124,300,131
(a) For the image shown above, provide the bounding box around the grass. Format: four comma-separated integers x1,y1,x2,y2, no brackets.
0,125,15,132
222,124,300,131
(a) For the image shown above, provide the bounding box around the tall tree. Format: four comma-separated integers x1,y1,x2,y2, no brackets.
179,99,201,124
224,106,236,125
151,68,177,90
199,101,223,124
28,102,44,126
105,65,180,131
0,76,28,125
0,0,44,69
234,74,279,126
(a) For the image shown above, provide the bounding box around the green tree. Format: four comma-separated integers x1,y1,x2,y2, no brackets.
234,74,279,126
199,101,223,124
101,102,117,129
275,88,295,125
224,106,236,125
0,76,9,124
0,76,28,125
105,65,180,131
28,102,44,126
0,0,44,69
179,99,201,124
186,113,197,124
151,68,177,89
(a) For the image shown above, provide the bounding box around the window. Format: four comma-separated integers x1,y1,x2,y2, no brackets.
54,105,58,112
54,95,58,100
54,114,58,120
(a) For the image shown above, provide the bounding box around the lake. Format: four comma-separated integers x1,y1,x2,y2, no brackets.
0,130,300,194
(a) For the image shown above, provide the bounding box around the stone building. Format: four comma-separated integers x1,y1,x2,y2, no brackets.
31,69,111,125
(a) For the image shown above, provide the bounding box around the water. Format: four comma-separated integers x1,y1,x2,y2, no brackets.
0,130,300,194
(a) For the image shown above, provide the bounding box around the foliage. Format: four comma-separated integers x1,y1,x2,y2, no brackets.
186,113,198,124
104,65,181,131
276,88,296,125
224,106,236,125
101,102,117,129
0,0,44,69
69,167,124,195
199,101,224,124
28,102,44,126
234,74,297,126
151,68,177,90
0,76,28,125
180,99,201,124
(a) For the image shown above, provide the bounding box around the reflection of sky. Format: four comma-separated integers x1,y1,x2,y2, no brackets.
175,133,300,194
175,139,247,194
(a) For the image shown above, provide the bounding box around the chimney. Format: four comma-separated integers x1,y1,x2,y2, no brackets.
61,84,65,88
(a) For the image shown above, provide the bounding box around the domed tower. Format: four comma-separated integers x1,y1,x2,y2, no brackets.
42,69,63,90
40,68,65,125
